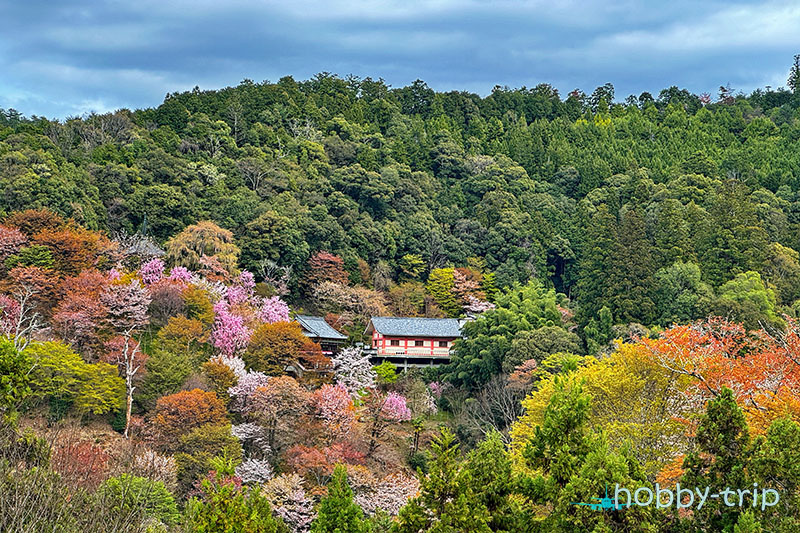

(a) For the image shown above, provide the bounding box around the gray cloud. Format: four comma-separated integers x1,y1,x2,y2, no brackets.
1,0,798,118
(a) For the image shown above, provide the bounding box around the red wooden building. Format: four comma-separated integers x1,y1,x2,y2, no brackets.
364,316,462,368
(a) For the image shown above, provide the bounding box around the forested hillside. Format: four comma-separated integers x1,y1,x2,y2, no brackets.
3,76,800,336
4,73,800,531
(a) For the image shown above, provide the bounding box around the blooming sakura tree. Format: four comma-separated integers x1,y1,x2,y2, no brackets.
224,284,250,305
249,376,310,454
263,474,315,533
257,295,290,323
231,422,271,456
139,258,165,285
0,224,27,262
101,279,151,332
464,294,496,314
227,369,271,412
237,270,256,292
331,346,375,397
453,268,495,314
382,392,413,421
211,301,252,357
235,458,274,484
365,391,412,456
219,355,247,380
131,449,178,492
310,384,356,440
52,270,110,354
168,266,193,283
355,472,420,516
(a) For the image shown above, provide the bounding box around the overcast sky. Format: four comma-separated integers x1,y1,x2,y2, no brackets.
2,0,799,119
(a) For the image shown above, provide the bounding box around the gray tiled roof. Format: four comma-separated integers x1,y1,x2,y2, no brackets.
368,317,462,338
295,315,348,341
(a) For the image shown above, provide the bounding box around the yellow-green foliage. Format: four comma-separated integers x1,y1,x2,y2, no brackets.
25,341,125,415
511,342,695,478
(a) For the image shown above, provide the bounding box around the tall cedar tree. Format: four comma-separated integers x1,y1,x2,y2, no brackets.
310,464,368,533
681,387,751,532
393,428,492,533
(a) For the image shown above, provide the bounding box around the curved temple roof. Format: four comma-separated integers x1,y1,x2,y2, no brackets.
295,315,348,341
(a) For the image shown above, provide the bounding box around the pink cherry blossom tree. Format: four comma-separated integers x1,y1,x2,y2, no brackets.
355,471,420,516
256,296,290,323
365,391,412,456
168,266,193,283
139,258,165,285
310,384,355,441
211,300,251,357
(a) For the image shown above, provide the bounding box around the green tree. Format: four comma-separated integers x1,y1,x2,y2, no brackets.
713,271,782,330
575,205,618,325
651,261,714,326
697,181,769,287
25,341,124,415
311,464,368,533
749,417,800,531
788,54,800,94
445,281,563,387
96,474,180,526
681,388,751,532
394,428,491,533
135,348,193,410
186,456,289,533
463,431,518,533
606,207,656,324
516,374,660,531
504,326,581,372
4,244,54,270
0,337,32,424
425,268,461,317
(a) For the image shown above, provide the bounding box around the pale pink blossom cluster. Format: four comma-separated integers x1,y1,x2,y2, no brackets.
228,370,271,412
381,392,412,422
139,258,165,285
256,295,290,323
218,355,247,379
211,301,252,357
311,384,355,436
0,294,20,336
108,267,123,281
231,422,271,454
464,294,496,314
168,266,193,283
263,474,314,533
355,472,419,516
237,270,256,292
225,285,250,305
235,457,274,484
101,279,151,331
422,386,438,416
